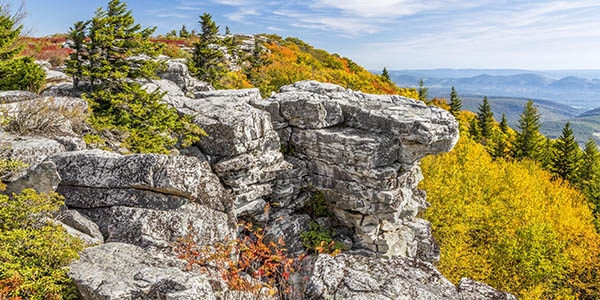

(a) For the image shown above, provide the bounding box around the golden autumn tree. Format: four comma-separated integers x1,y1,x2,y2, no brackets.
420,137,600,299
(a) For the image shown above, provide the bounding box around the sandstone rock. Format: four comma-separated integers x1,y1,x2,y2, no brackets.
304,254,460,300
0,90,38,104
4,161,61,195
41,82,75,97
1,132,66,181
79,203,232,250
457,278,517,300
158,59,213,93
58,209,104,243
255,80,459,258
49,149,227,211
69,243,215,300
264,214,311,253
60,222,103,246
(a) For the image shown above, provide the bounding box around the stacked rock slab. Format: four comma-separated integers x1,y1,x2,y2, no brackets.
176,88,292,221
253,80,459,259
48,149,234,251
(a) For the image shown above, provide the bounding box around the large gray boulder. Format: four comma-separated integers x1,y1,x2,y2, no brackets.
49,149,227,211
1,132,66,181
158,59,213,93
49,150,235,250
69,243,216,300
304,254,515,300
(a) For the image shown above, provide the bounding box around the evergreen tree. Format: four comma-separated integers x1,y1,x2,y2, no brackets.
191,12,225,85
0,4,45,92
225,25,231,35
66,0,204,153
550,122,581,183
381,67,391,81
579,138,600,227
418,78,429,102
0,6,22,60
179,24,189,38
165,30,177,38
514,100,544,161
449,86,462,115
477,96,494,141
500,113,509,134
65,21,89,90
491,134,508,160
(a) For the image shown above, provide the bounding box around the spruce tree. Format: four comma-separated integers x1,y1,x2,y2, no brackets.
418,78,429,102
500,113,509,134
550,122,581,183
191,12,225,85
0,6,22,60
66,0,204,153
477,96,494,141
179,24,189,38
0,4,45,92
579,138,600,226
225,26,231,35
381,67,391,81
514,100,544,161
449,86,462,115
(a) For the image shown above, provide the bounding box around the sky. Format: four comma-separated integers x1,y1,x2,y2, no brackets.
6,0,600,70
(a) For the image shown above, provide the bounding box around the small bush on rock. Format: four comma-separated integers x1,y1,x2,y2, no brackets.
0,56,46,92
174,221,304,299
0,173,84,299
300,221,343,255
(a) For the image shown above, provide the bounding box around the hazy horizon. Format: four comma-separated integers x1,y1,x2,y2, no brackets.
6,0,600,71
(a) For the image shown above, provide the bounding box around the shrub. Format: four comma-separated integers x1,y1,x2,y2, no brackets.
85,82,206,154
303,190,330,218
174,221,303,299
0,187,84,299
2,96,87,135
299,221,343,255
0,56,46,92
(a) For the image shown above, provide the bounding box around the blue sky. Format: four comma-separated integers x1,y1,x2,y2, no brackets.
8,0,600,70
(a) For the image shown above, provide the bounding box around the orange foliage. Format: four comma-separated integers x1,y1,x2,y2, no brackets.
174,220,304,298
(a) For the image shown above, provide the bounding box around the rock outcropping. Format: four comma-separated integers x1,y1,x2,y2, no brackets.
254,80,458,259
0,59,515,300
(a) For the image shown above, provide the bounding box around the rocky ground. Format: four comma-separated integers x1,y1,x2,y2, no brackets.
0,59,516,299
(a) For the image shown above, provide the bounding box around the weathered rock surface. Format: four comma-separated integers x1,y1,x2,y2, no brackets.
69,243,215,300
153,87,292,221
304,254,515,300
4,161,61,195
457,278,517,300
49,150,235,250
158,59,213,94
1,132,66,181
254,80,459,259
49,149,227,211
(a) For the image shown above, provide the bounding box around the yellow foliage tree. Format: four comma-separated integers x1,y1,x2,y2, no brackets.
420,137,600,299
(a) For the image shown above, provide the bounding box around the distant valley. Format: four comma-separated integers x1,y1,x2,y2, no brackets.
387,69,600,144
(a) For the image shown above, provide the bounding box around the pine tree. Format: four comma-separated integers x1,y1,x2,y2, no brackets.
449,86,462,115
191,12,225,85
550,122,581,183
514,100,544,161
0,6,23,60
579,138,600,227
225,25,231,35
0,4,45,92
65,21,89,90
381,67,390,81
418,78,429,102
179,24,189,38
65,0,204,153
477,96,494,142
500,113,509,134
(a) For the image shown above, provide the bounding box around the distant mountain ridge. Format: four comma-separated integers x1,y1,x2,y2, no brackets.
388,69,600,110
